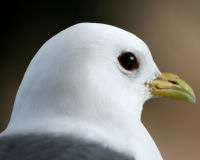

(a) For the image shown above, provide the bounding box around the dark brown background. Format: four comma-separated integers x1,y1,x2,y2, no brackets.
0,0,199,159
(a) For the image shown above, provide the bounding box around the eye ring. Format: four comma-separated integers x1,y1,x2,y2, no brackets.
118,52,138,71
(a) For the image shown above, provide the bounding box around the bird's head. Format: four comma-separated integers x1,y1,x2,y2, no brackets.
8,23,195,130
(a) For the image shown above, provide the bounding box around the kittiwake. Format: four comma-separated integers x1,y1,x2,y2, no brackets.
0,23,196,160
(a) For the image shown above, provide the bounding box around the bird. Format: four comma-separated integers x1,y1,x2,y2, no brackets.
0,23,195,160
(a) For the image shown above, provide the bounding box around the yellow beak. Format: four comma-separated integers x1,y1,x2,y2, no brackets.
149,73,196,103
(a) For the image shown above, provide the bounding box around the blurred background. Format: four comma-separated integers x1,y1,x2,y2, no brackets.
0,0,199,159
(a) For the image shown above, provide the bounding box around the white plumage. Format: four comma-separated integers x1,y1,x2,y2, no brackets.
1,23,163,160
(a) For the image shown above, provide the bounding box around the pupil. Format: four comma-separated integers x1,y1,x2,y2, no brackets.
120,53,137,70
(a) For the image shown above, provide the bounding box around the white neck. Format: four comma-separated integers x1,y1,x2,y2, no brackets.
4,113,162,160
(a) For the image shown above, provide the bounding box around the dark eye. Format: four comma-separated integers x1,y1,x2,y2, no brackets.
118,52,138,71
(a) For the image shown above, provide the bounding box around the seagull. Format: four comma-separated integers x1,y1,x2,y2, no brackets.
0,23,195,160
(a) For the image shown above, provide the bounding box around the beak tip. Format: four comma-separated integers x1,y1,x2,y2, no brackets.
191,96,196,103
188,90,196,103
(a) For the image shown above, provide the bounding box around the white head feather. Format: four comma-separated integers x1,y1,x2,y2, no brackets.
4,23,162,160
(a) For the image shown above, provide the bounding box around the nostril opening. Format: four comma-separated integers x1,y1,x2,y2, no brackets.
168,80,178,84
